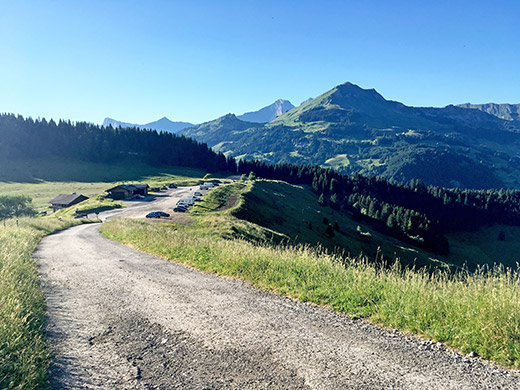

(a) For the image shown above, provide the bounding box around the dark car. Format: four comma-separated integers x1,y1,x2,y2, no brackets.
146,211,170,218
169,183,177,188
173,206,187,212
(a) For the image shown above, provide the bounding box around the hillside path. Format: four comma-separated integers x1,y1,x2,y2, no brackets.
36,225,520,389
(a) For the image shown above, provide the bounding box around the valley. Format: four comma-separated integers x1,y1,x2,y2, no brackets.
3,95,520,388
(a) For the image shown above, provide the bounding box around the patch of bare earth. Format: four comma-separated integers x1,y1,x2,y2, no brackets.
216,193,239,212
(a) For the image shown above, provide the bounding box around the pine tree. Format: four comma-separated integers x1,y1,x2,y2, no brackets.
318,193,326,206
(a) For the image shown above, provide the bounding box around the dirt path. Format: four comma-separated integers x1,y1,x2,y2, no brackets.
35,223,520,389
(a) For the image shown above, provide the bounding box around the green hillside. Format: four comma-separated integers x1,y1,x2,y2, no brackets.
181,82,520,189
232,180,450,270
192,180,520,272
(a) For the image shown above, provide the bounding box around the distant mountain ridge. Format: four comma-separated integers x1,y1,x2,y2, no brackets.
103,99,294,133
237,99,295,123
102,117,194,134
456,103,520,122
180,82,520,189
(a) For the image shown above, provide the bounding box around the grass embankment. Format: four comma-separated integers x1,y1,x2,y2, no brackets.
101,182,520,367
53,195,125,218
0,217,89,389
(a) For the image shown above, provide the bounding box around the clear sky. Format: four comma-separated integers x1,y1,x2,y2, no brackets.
1,0,519,125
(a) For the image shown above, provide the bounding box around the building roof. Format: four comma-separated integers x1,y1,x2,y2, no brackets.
106,184,149,192
49,193,88,205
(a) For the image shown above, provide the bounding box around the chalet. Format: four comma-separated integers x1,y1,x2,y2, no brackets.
106,184,149,200
49,193,89,212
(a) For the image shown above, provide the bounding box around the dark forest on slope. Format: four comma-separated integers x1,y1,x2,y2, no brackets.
0,114,235,173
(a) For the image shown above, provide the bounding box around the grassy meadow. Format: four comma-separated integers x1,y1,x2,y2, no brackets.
226,180,520,272
0,217,90,389
0,157,209,212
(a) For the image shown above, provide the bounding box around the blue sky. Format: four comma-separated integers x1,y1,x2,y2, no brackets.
1,0,519,125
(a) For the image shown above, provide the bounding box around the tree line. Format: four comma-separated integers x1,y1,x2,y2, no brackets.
0,114,236,172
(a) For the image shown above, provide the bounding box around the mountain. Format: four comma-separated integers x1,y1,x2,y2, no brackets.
181,82,520,189
237,99,295,123
102,99,295,133
102,117,194,133
180,113,260,148
456,103,520,122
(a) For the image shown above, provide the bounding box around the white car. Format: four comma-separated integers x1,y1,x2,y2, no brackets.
194,191,203,196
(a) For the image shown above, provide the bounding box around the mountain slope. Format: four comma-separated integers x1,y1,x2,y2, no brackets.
181,82,520,189
457,103,520,122
103,117,194,133
237,99,295,123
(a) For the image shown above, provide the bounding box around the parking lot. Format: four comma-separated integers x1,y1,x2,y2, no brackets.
97,185,211,222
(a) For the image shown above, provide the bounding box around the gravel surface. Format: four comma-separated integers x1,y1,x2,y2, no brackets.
98,186,199,222
35,190,520,389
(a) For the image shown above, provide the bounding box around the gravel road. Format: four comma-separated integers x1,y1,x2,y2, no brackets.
35,190,520,389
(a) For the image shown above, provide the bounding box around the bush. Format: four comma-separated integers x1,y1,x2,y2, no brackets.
0,195,35,220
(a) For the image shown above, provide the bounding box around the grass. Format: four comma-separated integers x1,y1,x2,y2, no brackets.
231,180,453,270
446,225,520,270
190,182,248,214
0,157,219,212
53,195,125,218
218,180,520,273
0,156,207,184
101,217,520,368
0,217,90,389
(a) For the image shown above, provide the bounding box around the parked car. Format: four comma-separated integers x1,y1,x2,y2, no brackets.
173,206,187,212
146,211,170,218
133,194,145,199
177,197,195,205
193,191,203,196
168,183,177,188
161,186,168,191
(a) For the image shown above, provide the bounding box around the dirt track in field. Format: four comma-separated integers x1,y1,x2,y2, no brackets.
35,189,520,389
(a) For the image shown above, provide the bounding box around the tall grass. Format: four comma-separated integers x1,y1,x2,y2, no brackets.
101,218,520,368
0,217,87,389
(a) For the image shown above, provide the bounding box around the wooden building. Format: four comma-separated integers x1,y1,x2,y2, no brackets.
106,184,149,200
49,193,89,212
